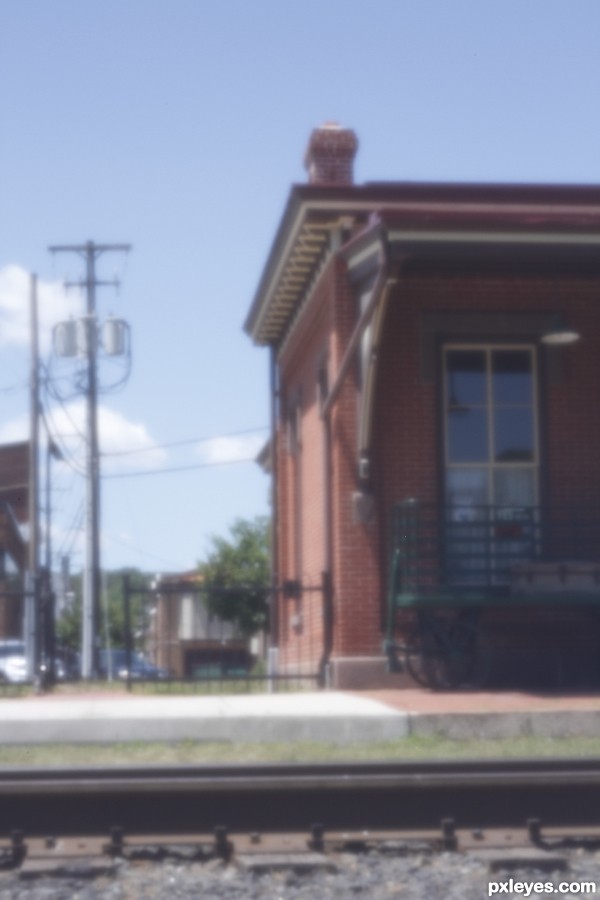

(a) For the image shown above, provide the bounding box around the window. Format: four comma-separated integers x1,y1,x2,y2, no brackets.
443,345,539,583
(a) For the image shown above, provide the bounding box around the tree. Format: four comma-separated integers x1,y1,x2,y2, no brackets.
55,568,151,653
55,573,81,652
199,516,270,636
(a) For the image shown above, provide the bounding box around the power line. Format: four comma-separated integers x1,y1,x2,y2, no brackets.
56,501,85,560
103,456,260,480
39,402,87,477
103,532,189,570
41,363,90,446
52,474,84,538
0,380,28,395
42,354,89,404
102,426,268,458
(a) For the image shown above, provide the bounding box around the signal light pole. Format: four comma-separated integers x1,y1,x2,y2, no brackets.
49,241,131,679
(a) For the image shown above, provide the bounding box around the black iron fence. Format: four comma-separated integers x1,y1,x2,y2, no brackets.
0,583,38,695
118,575,328,693
0,573,331,694
391,499,600,601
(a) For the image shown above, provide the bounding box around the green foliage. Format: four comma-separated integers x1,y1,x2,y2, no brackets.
103,568,151,650
55,568,152,653
199,516,270,637
54,519,271,658
55,573,81,652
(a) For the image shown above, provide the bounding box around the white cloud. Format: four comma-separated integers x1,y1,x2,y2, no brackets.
0,402,167,472
97,406,168,471
196,433,265,465
0,264,84,352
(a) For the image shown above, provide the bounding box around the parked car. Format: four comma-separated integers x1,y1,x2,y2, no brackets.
0,640,27,683
125,656,170,680
99,649,168,681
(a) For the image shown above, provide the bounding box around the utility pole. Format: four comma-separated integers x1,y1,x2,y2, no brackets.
49,241,131,679
27,274,40,681
43,438,62,685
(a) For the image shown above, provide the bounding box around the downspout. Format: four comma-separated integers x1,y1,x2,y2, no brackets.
321,238,391,422
318,238,392,681
319,400,333,686
268,345,279,659
356,270,397,477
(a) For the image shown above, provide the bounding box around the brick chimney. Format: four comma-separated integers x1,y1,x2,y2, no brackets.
303,122,358,186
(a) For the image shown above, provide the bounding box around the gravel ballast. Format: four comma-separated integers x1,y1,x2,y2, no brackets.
1,847,599,899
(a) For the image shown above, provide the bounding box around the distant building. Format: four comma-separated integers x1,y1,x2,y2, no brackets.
147,572,252,678
0,442,28,640
245,123,600,689
0,502,27,637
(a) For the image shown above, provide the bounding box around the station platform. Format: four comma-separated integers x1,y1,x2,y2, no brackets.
1,688,600,745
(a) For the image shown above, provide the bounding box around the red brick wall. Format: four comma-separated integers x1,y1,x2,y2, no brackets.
373,273,600,551
276,261,334,670
304,125,358,186
276,264,600,666
329,259,383,658
544,282,600,508
0,441,29,524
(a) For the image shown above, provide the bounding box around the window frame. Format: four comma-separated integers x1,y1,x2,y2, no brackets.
442,343,540,508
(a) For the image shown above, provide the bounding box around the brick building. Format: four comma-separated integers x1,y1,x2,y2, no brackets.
148,572,252,678
0,442,28,639
245,124,600,689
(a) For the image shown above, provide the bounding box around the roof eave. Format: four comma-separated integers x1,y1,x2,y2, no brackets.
245,181,600,347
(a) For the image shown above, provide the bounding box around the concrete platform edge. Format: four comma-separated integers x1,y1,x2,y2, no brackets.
0,715,410,746
409,708,600,740
1,698,599,746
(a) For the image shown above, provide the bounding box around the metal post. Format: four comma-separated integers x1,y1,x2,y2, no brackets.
27,274,40,682
43,439,60,687
123,574,132,693
45,585,56,686
319,569,333,688
84,242,100,680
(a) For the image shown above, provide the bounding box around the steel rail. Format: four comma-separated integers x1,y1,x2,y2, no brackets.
1,759,600,839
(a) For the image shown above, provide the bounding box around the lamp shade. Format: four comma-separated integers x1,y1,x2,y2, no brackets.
541,315,581,346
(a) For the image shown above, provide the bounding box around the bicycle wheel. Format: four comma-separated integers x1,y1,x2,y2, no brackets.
404,628,431,687
421,618,477,690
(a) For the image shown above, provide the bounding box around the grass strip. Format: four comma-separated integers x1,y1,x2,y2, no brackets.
2,734,600,768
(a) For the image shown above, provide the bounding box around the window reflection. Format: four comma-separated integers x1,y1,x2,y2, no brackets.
447,409,488,462
492,350,533,406
446,350,486,406
494,408,534,462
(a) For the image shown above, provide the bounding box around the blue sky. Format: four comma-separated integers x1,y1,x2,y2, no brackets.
1,0,599,575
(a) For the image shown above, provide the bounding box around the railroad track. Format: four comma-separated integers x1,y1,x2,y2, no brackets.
2,758,600,871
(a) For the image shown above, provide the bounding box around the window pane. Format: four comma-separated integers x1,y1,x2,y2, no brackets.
492,350,532,406
447,408,488,462
493,468,535,506
445,468,488,508
446,350,486,405
445,469,489,583
494,408,534,462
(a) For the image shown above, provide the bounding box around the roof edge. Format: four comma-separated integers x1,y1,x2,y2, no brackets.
244,180,600,345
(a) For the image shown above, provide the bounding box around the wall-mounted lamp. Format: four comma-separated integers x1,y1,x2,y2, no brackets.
540,315,581,347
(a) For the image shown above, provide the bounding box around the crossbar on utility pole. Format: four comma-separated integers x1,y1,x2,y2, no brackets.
49,241,131,679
